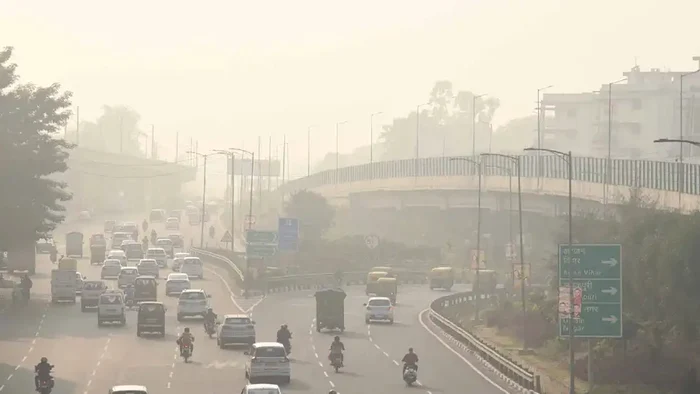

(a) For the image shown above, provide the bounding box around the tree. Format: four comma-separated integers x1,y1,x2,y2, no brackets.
0,47,73,250
77,105,146,156
284,190,335,241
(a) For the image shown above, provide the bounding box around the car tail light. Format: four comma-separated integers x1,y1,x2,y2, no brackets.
251,357,261,363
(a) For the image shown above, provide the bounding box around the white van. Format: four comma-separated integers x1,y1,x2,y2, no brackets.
180,257,203,279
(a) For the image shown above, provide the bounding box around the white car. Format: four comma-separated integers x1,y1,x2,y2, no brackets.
118,267,139,288
165,273,191,295
111,232,131,250
145,248,167,267
101,259,123,278
109,385,148,394
180,257,203,279
107,250,127,266
364,296,394,324
165,217,180,231
218,314,256,348
245,342,291,384
177,289,210,320
241,383,281,394
155,238,174,258
98,290,126,326
137,259,160,278
75,272,85,294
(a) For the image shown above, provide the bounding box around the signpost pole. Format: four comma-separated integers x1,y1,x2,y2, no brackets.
474,160,482,321
567,151,574,394
230,155,235,251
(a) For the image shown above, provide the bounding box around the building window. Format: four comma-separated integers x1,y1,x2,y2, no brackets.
567,109,577,118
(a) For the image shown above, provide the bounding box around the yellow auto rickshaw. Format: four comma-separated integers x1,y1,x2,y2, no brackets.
365,271,388,295
429,266,454,290
375,277,398,304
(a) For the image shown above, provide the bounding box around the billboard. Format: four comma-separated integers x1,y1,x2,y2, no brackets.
227,157,281,177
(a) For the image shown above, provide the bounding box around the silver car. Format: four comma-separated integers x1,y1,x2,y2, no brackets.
137,259,160,278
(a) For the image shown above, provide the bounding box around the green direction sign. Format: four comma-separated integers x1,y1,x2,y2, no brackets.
246,230,278,244
246,244,277,259
558,244,622,338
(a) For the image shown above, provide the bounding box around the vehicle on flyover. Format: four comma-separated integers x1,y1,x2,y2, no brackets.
429,266,454,290
315,288,346,332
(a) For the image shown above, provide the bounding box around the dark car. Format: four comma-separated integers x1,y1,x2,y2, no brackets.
35,238,56,254
136,302,166,337
168,234,184,248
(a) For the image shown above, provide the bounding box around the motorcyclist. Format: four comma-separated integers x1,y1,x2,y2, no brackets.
34,357,54,391
203,308,217,332
142,219,148,232
49,248,58,263
328,336,345,366
141,236,149,252
150,230,157,245
124,284,135,306
401,347,419,376
276,324,292,348
21,273,32,300
177,327,195,355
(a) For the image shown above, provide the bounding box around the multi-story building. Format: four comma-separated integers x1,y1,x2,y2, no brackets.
541,57,700,160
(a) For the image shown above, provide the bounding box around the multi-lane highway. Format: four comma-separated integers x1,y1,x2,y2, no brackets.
0,213,520,394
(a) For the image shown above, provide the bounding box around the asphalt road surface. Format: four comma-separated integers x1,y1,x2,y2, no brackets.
0,214,519,394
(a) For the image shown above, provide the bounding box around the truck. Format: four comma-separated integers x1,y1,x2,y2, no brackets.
52,258,78,303
3,241,37,275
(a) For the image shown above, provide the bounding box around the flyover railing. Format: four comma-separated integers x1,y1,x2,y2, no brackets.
194,247,540,392
279,154,700,196
429,291,541,393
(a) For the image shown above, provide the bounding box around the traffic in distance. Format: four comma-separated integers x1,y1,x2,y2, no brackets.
12,203,471,394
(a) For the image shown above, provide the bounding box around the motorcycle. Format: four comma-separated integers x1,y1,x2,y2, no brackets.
180,344,192,363
204,321,217,338
330,353,343,373
36,370,54,394
403,364,418,386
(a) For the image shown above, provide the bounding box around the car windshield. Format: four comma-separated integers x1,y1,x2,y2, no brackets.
113,391,147,394
168,275,188,281
183,258,201,265
156,240,172,245
254,347,286,358
248,390,280,394
104,260,121,266
121,269,137,275
180,292,205,300
369,299,391,307
139,304,163,313
84,282,104,290
139,261,156,266
100,294,122,304
225,317,251,325
135,278,155,286
147,250,165,256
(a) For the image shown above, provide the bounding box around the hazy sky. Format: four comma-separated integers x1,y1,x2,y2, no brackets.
4,0,700,179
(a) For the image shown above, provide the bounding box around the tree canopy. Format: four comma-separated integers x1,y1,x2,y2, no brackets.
284,190,335,241
0,47,73,249
74,105,148,157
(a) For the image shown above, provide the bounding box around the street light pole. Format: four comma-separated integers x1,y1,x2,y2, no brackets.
525,147,573,394
605,78,627,207
370,112,383,180
416,102,430,178
307,125,317,177
472,94,486,157
188,151,213,248
482,153,527,350
450,157,482,320
655,138,700,205
228,146,255,297
336,121,348,185
678,69,700,207
536,85,553,186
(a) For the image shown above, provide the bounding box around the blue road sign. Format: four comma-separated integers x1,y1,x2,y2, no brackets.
278,218,299,251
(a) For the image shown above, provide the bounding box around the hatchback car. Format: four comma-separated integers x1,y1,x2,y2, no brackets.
137,259,160,278
165,273,191,295
241,383,281,394
118,267,139,288
180,257,203,279
107,250,127,266
364,296,394,324
245,342,291,384
177,289,210,320
145,248,167,267
155,239,174,258
218,314,256,348
101,259,123,278
165,217,180,231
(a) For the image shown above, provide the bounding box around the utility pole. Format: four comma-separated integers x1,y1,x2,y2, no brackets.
151,125,155,160
230,156,235,250
175,132,179,163
268,136,272,191
257,136,262,210
282,135,287,184
76,106,80,145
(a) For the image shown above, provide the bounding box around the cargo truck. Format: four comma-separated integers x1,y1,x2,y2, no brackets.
51,258,78,303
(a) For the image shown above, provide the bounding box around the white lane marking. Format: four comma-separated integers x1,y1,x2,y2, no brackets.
427,391,433,394
13,366,18,371
87,380,92,386
6,374,11,381
314,353,319,358
168,382,171,389
369,337,373,342
382,351,389,357
21,356,26,363
374,344,380,349
329,381,335,388
323,371,328,377
418,309,510,394
318,362,323,367
393,360,400,365
204,267,264,313
0,384,4,391
169,372,173,378
32,339,36,345
28,347,33,353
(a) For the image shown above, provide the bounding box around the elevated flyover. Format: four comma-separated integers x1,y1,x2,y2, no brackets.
279,155,700,215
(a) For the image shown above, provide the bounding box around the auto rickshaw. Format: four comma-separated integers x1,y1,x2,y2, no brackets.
65,232,84,258
133,275,158,303
375,277,398,304
90,234,107,265
314,288,346,332
365,271,388,295
429,266,455,290
370,266,395,276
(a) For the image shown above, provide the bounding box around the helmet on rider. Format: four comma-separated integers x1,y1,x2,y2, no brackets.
40,357,48,363
207,307,213,312
184,327,190,333
408,347,414,353
329,391,338,394
334,336,340,342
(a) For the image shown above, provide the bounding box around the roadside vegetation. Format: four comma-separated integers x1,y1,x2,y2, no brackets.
447,190,700,393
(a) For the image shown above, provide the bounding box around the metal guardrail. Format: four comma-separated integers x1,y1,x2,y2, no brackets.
429,292,541,393
194,247,538,392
